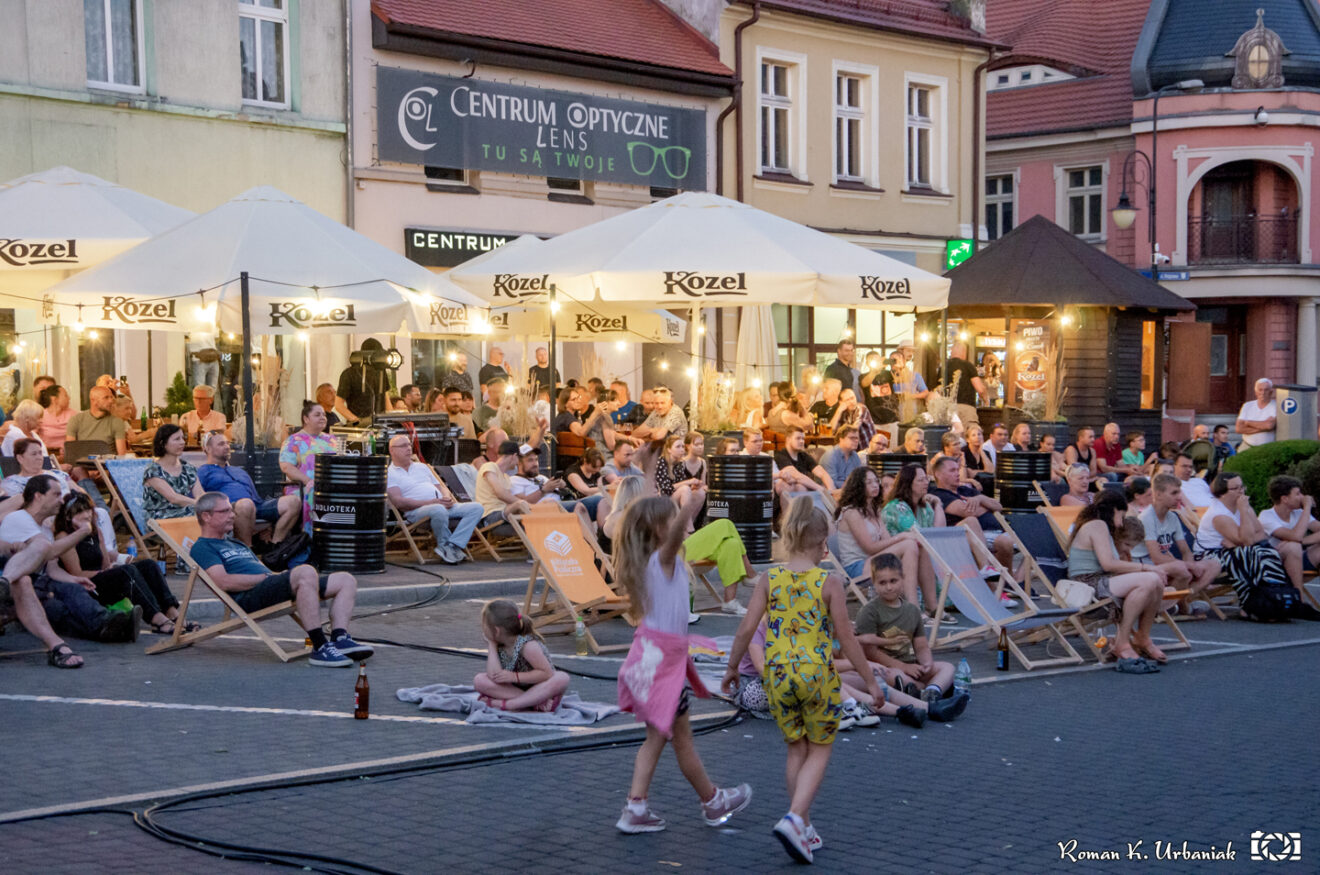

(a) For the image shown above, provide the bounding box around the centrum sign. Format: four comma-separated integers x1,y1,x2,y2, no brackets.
377,67,708,188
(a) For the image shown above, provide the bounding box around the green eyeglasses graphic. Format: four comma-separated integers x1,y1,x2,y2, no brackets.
627,142,692,180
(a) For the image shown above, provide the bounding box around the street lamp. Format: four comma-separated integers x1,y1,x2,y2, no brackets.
1110,79,1204,276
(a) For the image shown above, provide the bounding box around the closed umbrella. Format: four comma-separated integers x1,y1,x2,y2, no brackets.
733,306,781,392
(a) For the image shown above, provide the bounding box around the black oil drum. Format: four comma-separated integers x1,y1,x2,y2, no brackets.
995,452,1052,511
867,453,928,480
312,454,387,574
706,455,774,563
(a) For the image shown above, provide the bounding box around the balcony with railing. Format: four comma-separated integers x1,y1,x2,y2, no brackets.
1187,213,1299,266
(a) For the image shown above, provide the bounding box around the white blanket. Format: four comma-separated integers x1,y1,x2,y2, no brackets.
395,683,619,726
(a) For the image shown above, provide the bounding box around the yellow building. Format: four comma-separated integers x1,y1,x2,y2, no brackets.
707,0,995,376
0,0,347,410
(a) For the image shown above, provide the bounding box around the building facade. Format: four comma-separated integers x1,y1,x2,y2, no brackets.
983,0,1320,436
351,0,733,399
710,0,995,380
0,0,347,411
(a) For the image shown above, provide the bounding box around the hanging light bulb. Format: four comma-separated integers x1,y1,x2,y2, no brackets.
12,341,23,351
751,377,763,389
957,331,970,342
447,351,458,363
659,360,669,371
295,330,309,343
1060,314,1074,327
615,340,627,351
227,332,236,341
696,324,706,335
73,321,86,334
88,330,100,340
841,326,853,339
685,366,697,378
919,332,931,343
549,299,561,315
810,373,822,385
1014,341,1025,352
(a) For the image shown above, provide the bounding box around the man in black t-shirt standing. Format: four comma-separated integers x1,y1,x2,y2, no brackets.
824,338,861,399
528,346,560,394
928,455,1017,578
944,341,989,432
478,346,511,390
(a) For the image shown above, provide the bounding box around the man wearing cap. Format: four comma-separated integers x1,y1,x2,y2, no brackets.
386,435,483,564
474,440,541,531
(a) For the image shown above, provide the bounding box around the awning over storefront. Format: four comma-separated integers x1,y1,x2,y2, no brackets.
945,215,1195,311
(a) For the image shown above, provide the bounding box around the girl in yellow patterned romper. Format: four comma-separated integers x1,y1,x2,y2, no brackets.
724,496,884,864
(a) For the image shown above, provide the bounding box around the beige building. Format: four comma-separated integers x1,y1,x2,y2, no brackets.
0,0,347,411
710,0,995,377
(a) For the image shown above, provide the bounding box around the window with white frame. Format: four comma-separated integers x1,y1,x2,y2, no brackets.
834,74,864,182
760,62,792,173
1065,166,1104,239
985,174,1015,240
239,0,289,108
84,0,142,91
906,84,933,188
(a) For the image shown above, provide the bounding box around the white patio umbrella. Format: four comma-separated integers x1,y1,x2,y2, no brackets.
446,191,948,309
0,165,194,302
47,185,489,453
47,186,486,335
733,306,781,392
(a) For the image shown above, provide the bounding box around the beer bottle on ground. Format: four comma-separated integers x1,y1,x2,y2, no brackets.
354,663,369,719
996,628,1010,671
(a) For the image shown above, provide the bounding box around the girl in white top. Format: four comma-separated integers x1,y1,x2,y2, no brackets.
613,489,751,834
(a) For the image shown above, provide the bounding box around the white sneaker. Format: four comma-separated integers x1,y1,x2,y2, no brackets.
998,592,1020,608
688,612,700,624
616,803,666,834
805,824,823,852
701,783,752,826
720,599,748,616
773,813,813,863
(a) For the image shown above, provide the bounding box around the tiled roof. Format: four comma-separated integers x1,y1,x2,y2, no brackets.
1145,0,1320,92
371,0,733,78
985,0,1150,138
742,0,1000,47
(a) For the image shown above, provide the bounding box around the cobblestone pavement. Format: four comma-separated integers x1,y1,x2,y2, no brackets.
2,574,1318,873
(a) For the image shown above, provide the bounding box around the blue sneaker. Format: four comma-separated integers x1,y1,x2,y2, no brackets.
309,641,352,667
332,634,374,660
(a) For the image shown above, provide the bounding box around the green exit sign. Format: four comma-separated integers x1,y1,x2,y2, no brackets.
945,238,974,270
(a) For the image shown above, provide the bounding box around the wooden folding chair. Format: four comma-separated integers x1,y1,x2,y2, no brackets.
434,464,523,562
1033,507,1191,657
913,526,1085,670
145,517,309,662
508,508,630,653
385,498,433,564
96,457,160,558
823,532,872,604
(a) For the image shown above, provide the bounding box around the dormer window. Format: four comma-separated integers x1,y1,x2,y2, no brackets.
1229,8,1288,89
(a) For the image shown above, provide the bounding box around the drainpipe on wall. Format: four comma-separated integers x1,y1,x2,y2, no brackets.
726,1,760,202
344,0,355,228
969,49,997,256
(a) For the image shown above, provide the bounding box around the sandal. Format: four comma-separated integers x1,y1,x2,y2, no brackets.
149,619,176,635
48,643,84,669
1114,657,1159,674
1133,641,1168,664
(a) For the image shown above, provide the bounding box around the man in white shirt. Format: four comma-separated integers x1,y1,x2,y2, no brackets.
180,386,227,445
1259,474,1320,590
1132,473,1220,611
0,474,138,644
1235,378,1277,447
386,435,483,564
1173,453,1214,507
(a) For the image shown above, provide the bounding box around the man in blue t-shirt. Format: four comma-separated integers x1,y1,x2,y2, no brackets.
608,380,638,424
189,491,372,668
197,433,302,547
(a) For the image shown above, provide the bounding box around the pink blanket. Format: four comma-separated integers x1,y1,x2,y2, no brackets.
617,625,710,737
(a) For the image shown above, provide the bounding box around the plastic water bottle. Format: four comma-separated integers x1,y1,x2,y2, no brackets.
954,658,972,695
574,616,588,656
124,542,137,564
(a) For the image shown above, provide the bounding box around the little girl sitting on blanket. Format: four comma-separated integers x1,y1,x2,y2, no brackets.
474,600,570,712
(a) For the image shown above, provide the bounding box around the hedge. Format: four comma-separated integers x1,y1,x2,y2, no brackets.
1220,440,1320,511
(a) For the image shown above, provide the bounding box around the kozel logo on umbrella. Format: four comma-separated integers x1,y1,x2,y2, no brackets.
100,295,178,325
0,238,79,267
858,276,913,301
662,271,748,297
429,302,470,330
575,313,626,333
269,301,357,329
491,273,551,299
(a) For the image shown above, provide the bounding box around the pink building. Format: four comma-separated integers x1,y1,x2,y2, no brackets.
984,0,1320,436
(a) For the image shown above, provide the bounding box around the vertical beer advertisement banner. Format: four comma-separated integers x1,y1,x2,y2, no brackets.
376,67,708,189
1009,320,1049,408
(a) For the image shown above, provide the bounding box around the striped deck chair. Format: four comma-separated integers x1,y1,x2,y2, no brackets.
913,526,1086,671
96,457,160,558
823,532,872,604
